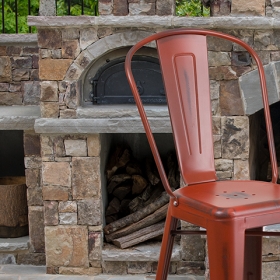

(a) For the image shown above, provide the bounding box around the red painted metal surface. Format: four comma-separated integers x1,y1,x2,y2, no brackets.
125,29,280,280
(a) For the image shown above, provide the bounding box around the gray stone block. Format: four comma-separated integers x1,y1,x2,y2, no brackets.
239,63,279,115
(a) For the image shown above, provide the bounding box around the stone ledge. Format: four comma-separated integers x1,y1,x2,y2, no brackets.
34,117,172,134
28,15,280,30
0,236,29,252
102,242,181,262
0,34,38,45
77,105,169,119
0,106,40,130
35,105,171,134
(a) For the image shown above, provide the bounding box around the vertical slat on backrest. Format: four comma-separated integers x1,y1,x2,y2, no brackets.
157,34,216,185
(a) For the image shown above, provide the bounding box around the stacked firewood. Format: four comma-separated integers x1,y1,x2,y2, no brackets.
104,144,180,248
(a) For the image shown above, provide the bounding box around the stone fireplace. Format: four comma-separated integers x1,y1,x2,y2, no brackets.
1,0,280,278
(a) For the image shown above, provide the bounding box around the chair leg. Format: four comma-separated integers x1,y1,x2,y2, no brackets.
155,207,178,280
243,228,262,280
207,220,245,280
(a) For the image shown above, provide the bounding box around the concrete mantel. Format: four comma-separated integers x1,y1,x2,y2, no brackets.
0,34,38,45
34,105,172,134
28,15,280,30
0,106,40,130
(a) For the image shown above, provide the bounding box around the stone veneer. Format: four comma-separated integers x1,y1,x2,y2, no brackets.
0,0,280,277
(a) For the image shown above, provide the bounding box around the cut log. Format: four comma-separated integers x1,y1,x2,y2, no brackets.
112,184,132,201
142,183,165,208
126,160,143,175
107,174,131,194
145,158,160,185
105,203,168,242
131,174,148,195
112,221,165,249
129,183,163,213
167,152,180,189
105,197,121,216
103,192,169,235
106,146,131,179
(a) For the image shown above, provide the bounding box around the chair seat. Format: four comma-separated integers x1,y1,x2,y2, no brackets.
174,180,280,220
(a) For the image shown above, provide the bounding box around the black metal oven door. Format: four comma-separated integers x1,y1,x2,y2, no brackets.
90,56,166,104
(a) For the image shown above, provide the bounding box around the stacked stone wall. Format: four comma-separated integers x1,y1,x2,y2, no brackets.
0,43,39,106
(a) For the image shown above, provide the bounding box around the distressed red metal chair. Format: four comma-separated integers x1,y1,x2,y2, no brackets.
125,29,280,280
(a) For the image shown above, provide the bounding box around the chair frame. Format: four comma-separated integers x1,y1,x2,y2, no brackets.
125,29,280,280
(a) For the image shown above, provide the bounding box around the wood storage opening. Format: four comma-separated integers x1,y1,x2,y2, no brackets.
0,177,28,238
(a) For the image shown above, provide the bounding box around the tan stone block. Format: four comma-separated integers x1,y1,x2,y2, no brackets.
44,201,59,225
89,261,102,268
25,168,41,188
208,51,231,67
59,266,102,275
231,0,265,15
59,109,77,118
55,157,71,162
41,136,54,156
209,66,237,81
41,102,59,118
72,157,100,199
24,133,41,156
233,159,250,180
0,46,7,55
41,81,58,102
88,231,102,261
54,136,66,157
24,156,42,169
0,57,11,82
216,170,232,180
42,162,71,187
113,0,128,15
64,140,87,157
215,159,233,172
42,186,69,201
59,201,77,213
221,116,249,160
39,59,72,81
63,81,78,110
88,225,103,231
263,260,280,278
87,135,101,157
156,0,174,15
38,29,62,49
65,63,83,81
0,92,22,105
213,135,222,159
59,212,77,225
212,117,221,135
220,80,244,116
29,206,45,253
80,28,98,50
263,237,280,256
12,69,29,81
27,187,43,206
42,156,55,162
62,40,80,59
77,199,101,225
45,225,89,267
62,28,80,40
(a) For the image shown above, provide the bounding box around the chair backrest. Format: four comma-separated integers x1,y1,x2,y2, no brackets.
125,29,278,199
